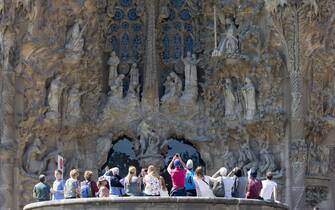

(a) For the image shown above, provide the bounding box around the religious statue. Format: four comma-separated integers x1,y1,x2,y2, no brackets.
217,18,239,55
23,138,57,176
259,141,276,175
65,21,85,53
108,51,120,87
47,77,64,119
181,52,199,101
238,142,259,175
67,84,84,122
242,77,256,120
161,72,182,103
223,78,236,119
127,63,140,99
109,74,125,98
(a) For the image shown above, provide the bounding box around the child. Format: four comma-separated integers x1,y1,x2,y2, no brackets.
97,176,109,198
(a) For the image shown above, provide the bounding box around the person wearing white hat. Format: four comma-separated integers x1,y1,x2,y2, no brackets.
212,167,235,198
184,159,197,196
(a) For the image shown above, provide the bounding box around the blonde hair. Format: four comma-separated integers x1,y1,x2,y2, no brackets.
160,176,167,191
126,166,137,184
70,169,79,179
84,171,93,181
148,165,159,178
195,166,204,179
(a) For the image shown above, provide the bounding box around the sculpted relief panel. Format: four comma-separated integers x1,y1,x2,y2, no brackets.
1,0,335,209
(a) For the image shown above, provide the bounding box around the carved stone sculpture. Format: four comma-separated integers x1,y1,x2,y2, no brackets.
67,84,84,123
181,52,199,102
127,63,140,99
108,51,120,87
22,138,57,176
217,18,239,55
242,77,256,120
65,21,85,53
222,147,236,171
161,72,182,103
109,74,125,99
46,77,64,119
224,78,236,119
238,142,258,175
259,141,276,175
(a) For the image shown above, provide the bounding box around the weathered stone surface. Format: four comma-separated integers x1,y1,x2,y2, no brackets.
0,0,334,210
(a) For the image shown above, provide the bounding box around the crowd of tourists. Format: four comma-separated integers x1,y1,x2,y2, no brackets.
33,154,278,203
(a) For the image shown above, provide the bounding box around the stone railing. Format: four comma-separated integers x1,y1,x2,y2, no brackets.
24,197,289,210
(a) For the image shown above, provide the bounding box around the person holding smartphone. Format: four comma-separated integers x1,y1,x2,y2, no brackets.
167,153,187,196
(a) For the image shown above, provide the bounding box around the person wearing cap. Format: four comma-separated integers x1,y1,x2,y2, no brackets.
167,153,187,196
260,171,278,202
246,167,263,199
97,176,109,198
33,174,51,201
184,159,197,196
103,167,125,196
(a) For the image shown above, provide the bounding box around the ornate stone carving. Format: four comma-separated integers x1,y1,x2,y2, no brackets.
238,142,258,175
107,51,120,86
65,20,85,60
161,72,183,104
216,17,239,55
223,78,237,119
181,52,199,102
305,186,328,208
96,133,113,168
259,140,276,175
127,63,140,100
66,84,84,123
242,77,256,120
22,138,57,176
307,143,329,176
109,74,125,99
46,77,64,120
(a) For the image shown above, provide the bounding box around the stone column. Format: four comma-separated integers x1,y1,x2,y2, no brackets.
142,0,159,112
0,24,17,210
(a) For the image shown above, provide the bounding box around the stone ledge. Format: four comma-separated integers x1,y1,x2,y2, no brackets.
24,197,289,210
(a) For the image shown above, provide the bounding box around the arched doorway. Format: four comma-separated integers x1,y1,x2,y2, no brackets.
102,137,140,177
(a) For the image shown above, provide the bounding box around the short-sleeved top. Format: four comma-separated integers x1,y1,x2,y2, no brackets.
64,178,79,198
260,180,277,200
193,176,214,197
246,177,262,199
213,176,235,198
168,167,187,189
98,186,110,198
232,176,248,198
33,182,51,201
143,175,161,196
184,170,196,191
52,179,65,200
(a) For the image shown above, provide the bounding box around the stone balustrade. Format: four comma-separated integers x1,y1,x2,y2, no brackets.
24,197,289,210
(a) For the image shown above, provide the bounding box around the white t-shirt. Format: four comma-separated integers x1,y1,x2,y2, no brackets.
143,175,160,196
260,180,277,200
194,176,215,197
213,176,235,198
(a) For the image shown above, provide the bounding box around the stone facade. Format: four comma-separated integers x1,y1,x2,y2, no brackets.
0,0,334,210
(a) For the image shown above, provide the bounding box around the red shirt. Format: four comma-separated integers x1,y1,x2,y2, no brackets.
168,168,187,189
246,177,263,199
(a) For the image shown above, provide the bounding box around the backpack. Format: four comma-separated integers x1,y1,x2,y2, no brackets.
80,181,92,198
212,176,225,197
231,177,239,197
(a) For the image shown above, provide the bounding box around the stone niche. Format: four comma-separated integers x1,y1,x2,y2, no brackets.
0,0,335,210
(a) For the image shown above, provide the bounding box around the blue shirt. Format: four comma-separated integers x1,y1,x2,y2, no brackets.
184,170,196,191
104,172,125,196
52,179,65,200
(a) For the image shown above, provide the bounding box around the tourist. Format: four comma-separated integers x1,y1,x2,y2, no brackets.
184,159,197,196
80,170,99,198
193,166,215,197
167,154,187,196
231,167,248,198
159,176,169,197
143,165,161,196
51,170,65,200
64,169,80,199
124,166,141,196
139,167,148,193
33,174,51,202
104,167,125,196
97,176,109,198
246,167,263,199
212,167,235,197
260,171,278,202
